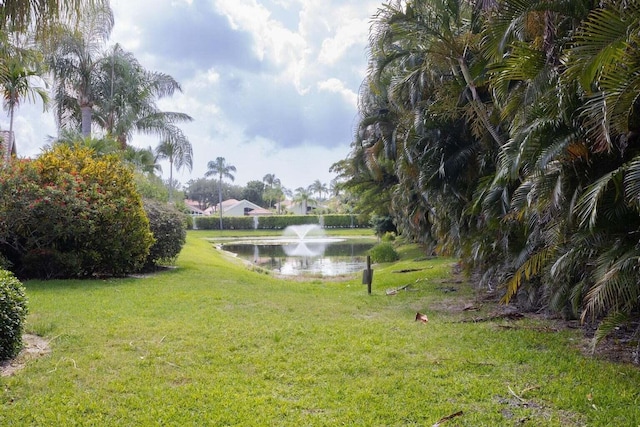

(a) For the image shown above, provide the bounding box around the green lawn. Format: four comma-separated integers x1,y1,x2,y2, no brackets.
1,230,639,426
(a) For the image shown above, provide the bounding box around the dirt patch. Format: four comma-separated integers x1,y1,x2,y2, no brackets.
1,334,51,377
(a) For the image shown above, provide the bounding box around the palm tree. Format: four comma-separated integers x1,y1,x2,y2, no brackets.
123,145,162,175
93,44,193,149
48,3,113,138
0,55,48,162
262,173,281,208
155,134,193,203
293,187,313,215
309,179,328,201
262,173,280,188
205,157,236,230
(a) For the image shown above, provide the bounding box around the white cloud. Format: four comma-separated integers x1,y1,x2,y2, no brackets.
318,78,358,107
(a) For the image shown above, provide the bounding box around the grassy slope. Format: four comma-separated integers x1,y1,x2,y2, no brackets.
1,231,639,426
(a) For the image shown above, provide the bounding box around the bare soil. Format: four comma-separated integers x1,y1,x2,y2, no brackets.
1,334,51,377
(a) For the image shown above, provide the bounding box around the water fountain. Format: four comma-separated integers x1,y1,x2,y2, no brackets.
218,224,375,276
282,224,327,257
282,224,324,240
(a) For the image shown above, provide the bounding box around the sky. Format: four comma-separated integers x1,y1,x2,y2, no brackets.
5,0,385,192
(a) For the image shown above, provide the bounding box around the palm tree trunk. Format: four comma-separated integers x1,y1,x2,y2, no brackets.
6,107,14,162
168,157,174,203
81,104,92,138
218,178,223,230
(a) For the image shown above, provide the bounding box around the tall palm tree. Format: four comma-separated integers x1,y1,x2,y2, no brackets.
262,173,280,188
262,173,281,208
48,3,113,138
205,157,236,230
93,44,193,149
0,55,48,161
155,134,193,203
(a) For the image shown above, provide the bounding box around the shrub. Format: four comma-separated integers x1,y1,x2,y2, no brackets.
143,200,187,267
368,242,400,263
0,144,154,278
381,231,396,242
370,215,397,237
0,270,28,361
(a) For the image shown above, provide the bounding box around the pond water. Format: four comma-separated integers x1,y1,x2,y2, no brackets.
221,239,375,277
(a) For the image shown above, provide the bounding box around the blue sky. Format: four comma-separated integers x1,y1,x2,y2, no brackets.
8,0,383,191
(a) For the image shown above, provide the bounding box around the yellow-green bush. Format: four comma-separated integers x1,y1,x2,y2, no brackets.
0,145,154,278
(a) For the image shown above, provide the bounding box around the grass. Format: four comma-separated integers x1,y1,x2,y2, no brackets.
1,230,639,426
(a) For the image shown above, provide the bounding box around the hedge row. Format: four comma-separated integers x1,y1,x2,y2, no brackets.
194,216,255,230
257,215,319,230
194,214,369,230
322,214,369,228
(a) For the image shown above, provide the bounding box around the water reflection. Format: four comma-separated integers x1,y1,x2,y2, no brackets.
221,240,374,277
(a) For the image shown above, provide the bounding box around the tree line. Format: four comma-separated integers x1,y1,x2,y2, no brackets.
335,0,640,344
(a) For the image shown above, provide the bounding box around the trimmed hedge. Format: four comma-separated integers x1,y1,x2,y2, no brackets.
322,214,369,228
191,214,371,230
194,216,255,230
256,215,319,230
0,270,28,361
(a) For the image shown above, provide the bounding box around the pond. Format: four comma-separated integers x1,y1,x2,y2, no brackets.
220,238,375,277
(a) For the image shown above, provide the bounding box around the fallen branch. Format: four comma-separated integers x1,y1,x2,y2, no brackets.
392,268,426,273
459,312,524,323
432,410,463,426
386,284,411,295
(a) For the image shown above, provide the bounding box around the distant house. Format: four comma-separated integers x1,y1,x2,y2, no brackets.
279,199,318,215
184,200,209,216
186,198,272,217
213,199,273,217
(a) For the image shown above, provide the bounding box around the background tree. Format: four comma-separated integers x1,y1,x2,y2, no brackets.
1,54,48,161
262,173,280,208
205,157,236,230
293,187,313,215
184,178,217,210
242,180,265,206
154,135,193,203
309,179,328,201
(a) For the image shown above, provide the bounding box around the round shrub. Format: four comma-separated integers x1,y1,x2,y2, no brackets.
143,200,187,267
0,144,154,278
368,242,400,263
0,270,28,361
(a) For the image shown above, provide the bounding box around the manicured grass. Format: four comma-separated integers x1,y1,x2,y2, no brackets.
1,230,639,425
